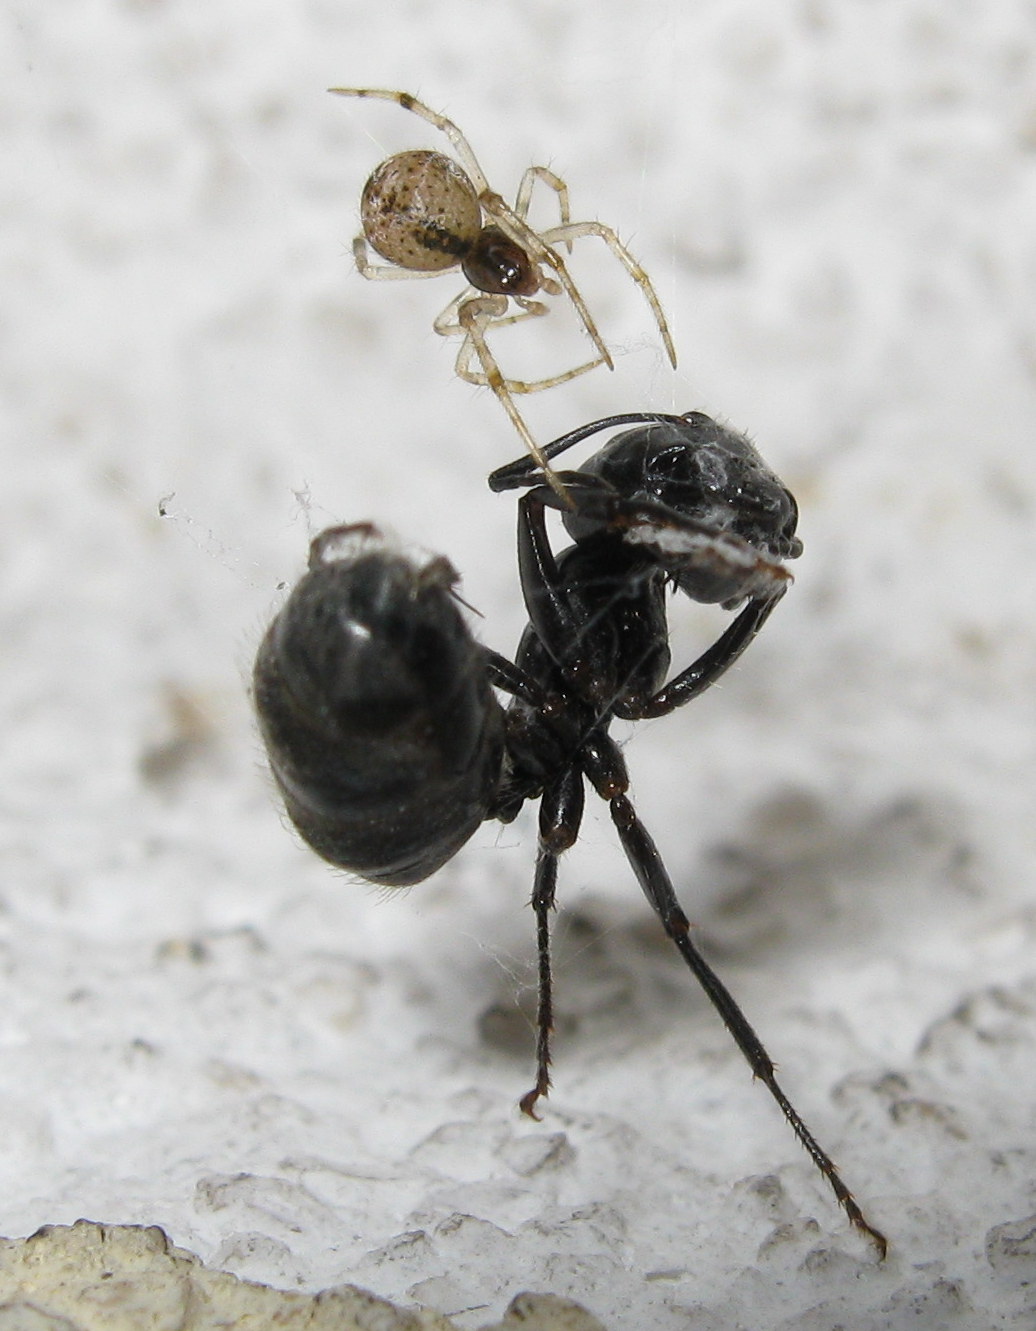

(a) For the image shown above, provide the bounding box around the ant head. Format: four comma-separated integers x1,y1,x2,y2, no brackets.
568,413,801,555
563,413,802,606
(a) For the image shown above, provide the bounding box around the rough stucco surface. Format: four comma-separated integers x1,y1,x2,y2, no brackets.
0,1221,607,1331
2,2,1036,1328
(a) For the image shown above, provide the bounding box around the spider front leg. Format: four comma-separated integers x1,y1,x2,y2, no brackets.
541,220,678,368
480,194,615,373
438,292,609,393
434,289,550,345
515,166,572,252
328,88,493,195
442,294,575,504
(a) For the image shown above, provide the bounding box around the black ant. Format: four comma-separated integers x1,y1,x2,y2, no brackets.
253,411,887,1256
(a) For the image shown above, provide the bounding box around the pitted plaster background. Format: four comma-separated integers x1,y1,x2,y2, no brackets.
2,2,1036,1327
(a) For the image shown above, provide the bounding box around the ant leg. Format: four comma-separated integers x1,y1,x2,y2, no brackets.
489,413,689,492
514,488,593,664
616,593,786,721
481,655,586,1120
580,733,887,1256
514,472,791,605
514,474,789,643
483,648,541,707
520,765,585,1119
522,845,558,1118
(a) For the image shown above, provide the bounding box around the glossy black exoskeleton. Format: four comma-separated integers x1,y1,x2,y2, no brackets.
253,412,886,1256
253,524,503,887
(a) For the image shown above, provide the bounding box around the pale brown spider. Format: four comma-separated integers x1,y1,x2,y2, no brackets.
329,88,678,498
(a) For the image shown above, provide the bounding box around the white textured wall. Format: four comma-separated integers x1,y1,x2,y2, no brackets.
3,1,1035,1327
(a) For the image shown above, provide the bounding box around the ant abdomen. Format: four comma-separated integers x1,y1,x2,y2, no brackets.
253,525,504,886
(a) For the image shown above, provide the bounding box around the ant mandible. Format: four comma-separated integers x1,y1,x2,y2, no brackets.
253,411,886,1256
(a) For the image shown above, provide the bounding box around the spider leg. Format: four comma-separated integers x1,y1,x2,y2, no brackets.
615,593,786,721
440,292,608,394
520,765,585,1119
577,735,887,1257
449,296,572,504
435,290,549,343
540,220,678,368
479,196,615,372
515,166,573,252
351,235,446,281
456,328,608,395
433,286,498,337
458,351,609,395
328,88,493,194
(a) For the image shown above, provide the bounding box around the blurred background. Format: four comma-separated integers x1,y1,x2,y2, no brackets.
2,1,1035,1327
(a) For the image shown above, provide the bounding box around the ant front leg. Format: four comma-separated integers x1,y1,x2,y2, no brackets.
514,485,603,667
616,592,786,721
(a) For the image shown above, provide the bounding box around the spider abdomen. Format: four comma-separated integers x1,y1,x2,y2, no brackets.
361,149,482,271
